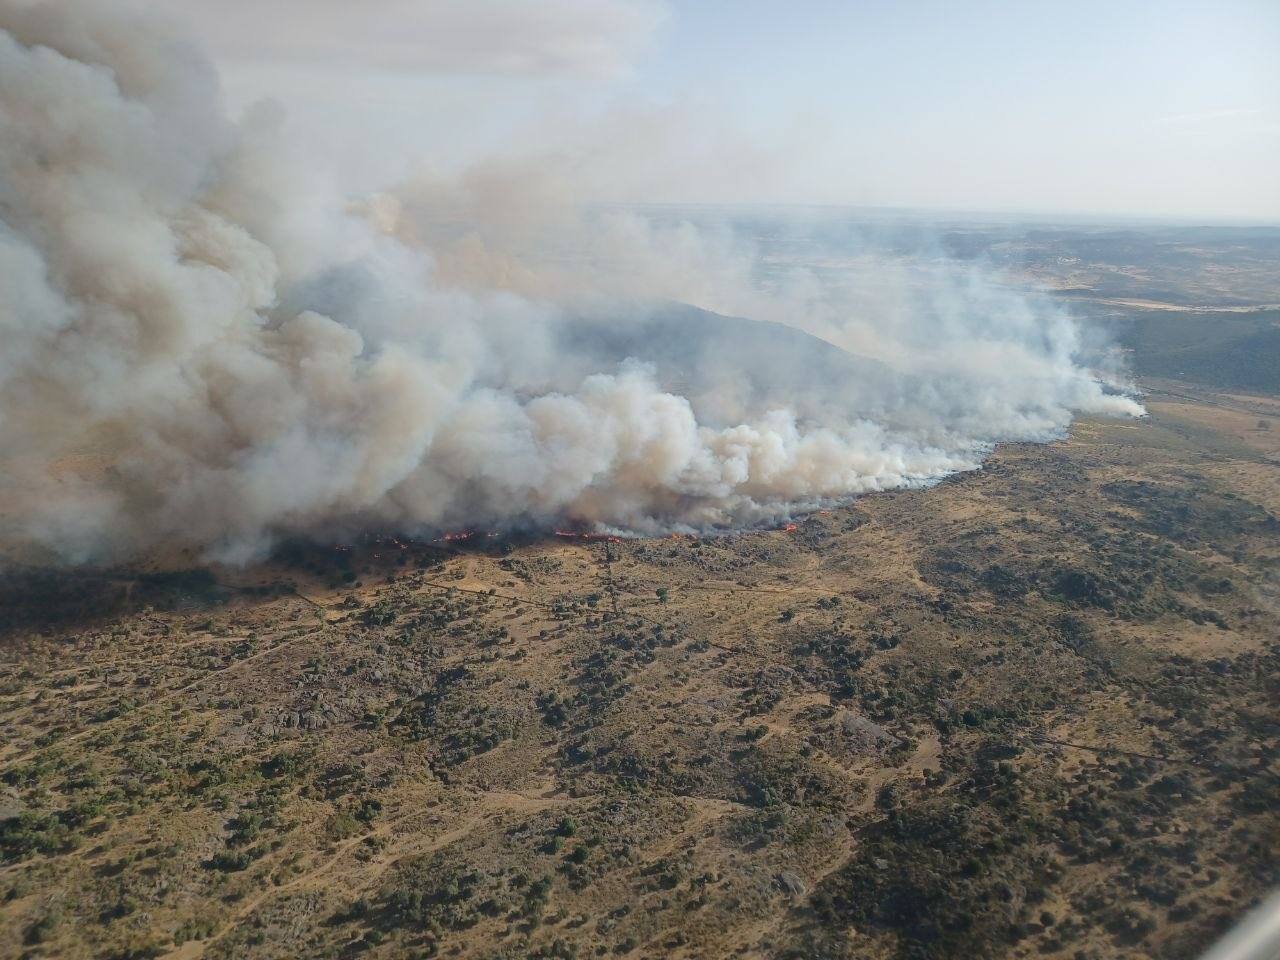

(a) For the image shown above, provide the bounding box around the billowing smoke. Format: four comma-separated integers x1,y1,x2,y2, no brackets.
0,0,1142,566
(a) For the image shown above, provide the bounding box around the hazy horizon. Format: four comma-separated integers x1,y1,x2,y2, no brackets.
160,0,1280,222
593,200,1280,228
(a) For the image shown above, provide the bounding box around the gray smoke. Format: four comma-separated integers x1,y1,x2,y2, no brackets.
0,0,1142,565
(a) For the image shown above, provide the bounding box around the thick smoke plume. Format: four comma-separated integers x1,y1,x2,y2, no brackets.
0,1,1142,565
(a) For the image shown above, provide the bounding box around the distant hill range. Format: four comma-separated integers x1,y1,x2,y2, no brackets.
1108,308,1280,394
559,302,897,426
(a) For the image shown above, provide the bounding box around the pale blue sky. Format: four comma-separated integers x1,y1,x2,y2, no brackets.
173,0,1280,220
637,0,1280,216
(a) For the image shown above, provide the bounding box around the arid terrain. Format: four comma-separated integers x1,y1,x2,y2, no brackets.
2,225,1278,960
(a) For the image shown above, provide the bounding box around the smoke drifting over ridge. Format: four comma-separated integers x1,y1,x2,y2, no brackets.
0,1,1142,565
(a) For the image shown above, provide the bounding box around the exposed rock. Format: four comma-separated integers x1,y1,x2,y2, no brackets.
777,871,807,897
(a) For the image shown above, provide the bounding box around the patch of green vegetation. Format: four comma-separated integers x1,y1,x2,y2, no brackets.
1118,310,1280,393
0,810,80,862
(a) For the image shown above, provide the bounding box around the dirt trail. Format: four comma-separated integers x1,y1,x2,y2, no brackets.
163,783,572,960
0,625,324,769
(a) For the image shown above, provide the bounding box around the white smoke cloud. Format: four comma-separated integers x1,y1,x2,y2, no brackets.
0,0,1142,566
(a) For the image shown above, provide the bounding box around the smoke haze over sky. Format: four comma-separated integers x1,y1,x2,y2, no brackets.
0,0,1149,565
161,0,1280,221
